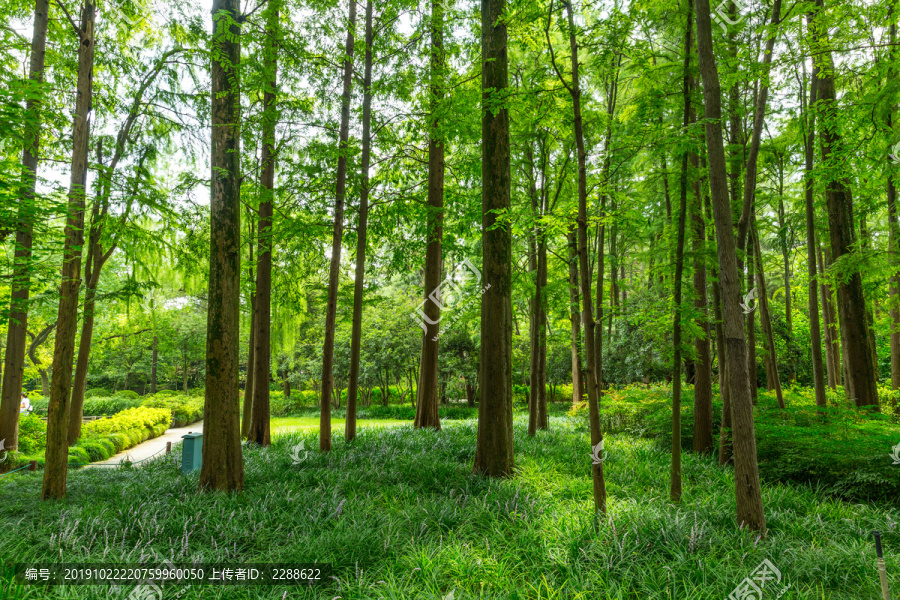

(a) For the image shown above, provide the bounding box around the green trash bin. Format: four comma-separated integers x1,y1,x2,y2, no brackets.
181,432,203,474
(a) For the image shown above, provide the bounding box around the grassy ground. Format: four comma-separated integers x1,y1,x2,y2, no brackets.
1,409,898,599
269,416,407,435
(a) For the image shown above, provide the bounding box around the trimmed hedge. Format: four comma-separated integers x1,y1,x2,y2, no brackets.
84,388,112,398
140,394,203,427
82,407,171,437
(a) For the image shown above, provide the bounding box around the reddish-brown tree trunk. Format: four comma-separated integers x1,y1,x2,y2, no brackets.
695,0,766,532
0,0,50,454
43,0,95,500
199,0,244,492
473,0,514,477
320,0,357,451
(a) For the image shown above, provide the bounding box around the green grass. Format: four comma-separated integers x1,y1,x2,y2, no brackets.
269,416,408,434
1,410,897,599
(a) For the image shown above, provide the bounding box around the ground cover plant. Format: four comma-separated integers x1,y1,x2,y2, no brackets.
1,415,898,599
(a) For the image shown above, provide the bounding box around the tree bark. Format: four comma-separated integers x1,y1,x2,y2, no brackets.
752,220,784,408
320,0,357,452
348,0,376,439
43,0,95,500
249,0,279,448
810,0,879,408
691,101,713,455
473,0,514,477
801,42,827,407
414,0,444,432
550,0,607,514
567,227,584,408
695,0,766,532
0,0,50,453
199,0,244,492
887,10,900,391
241,252,256,439
670,0,693,503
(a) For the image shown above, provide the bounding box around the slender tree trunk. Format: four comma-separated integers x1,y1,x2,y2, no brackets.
348,0,376,439
199,0,244,492
691,109,713,455
528,230,538,436
0,0,50,454
473,0,514,477
413,0,444,432
553,0,607,514
68,280,97,445
810,0,879,408
752,220,785,408
249,0,280,448
320,0,357,452
821,244,840,389
242,290,256,438
43,0,95,500
568,228,584,408
802,42,827,407
888,11,900,391
747,231,758,402
695,0,766,532
151,336,158,394
670,0,693,502
537,239,548,430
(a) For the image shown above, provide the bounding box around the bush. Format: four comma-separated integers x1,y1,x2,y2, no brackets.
84,388,112,398
17,413,47,454
116,390,140,400
30,397,49,416
82,395,142,416
140,394,203,427
82,407,171,437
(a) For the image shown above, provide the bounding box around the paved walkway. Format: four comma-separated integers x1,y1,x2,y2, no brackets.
87,421,204,467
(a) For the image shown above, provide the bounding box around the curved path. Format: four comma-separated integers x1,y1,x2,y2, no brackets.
86,421,204,467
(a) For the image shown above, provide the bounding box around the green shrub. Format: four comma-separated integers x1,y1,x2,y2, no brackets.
30,398,49,415
67,446,91,465
82,407,171,437
82,395,142,416
17,413,47,454
84,388,112,399
140,395,203,427
108,432,130,452
116,390,140,400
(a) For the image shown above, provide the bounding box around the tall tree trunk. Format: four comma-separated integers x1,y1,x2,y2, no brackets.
473,0,514,477
151,336,158,394
348,0,376,439
199,0,244,492
0,0,50,454
752,220,785,408
695,0,766,532
747,230,758,402
670,0,693,503
242,282,256,438
887,10,900,391
691,106,713,455
568,227,584,408
528,229,538,436
414,0,444,431
249,0,279,448
801,40,827,407
320,0,357,452
817,242,838,389
43,0,95,500
537,239,548,430
550,0,607,514
810,0,879,408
